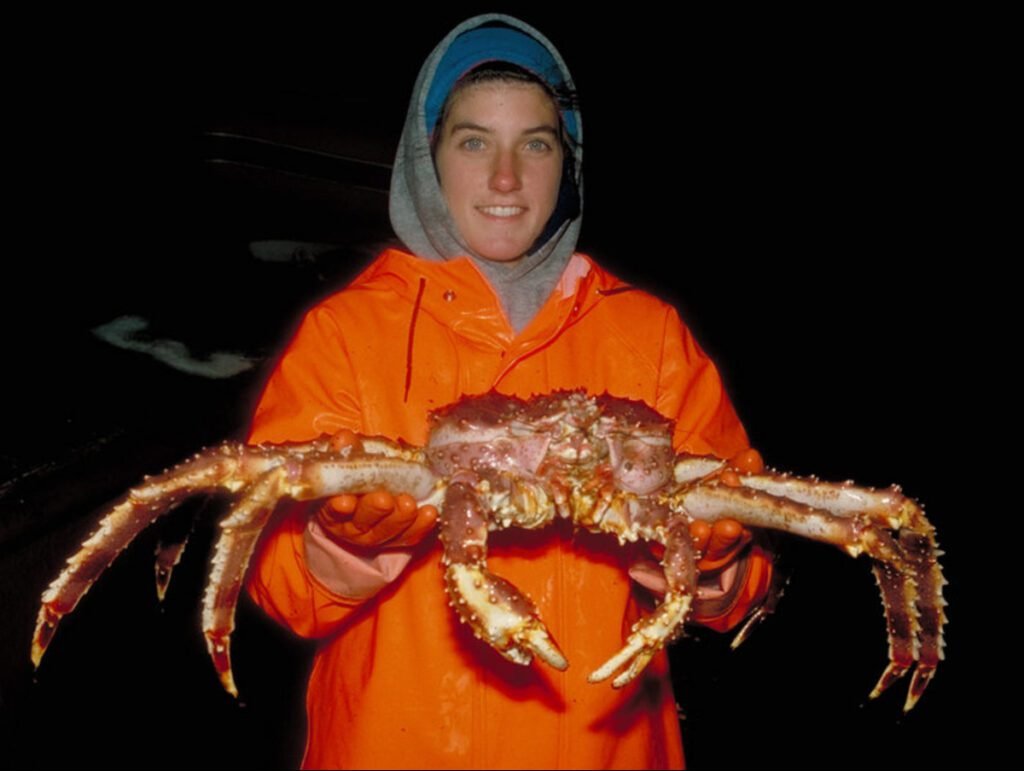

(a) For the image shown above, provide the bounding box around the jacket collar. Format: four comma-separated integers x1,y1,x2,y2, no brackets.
366,248,624,359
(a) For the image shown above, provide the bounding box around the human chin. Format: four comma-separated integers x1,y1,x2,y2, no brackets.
466,232,537,262
462,210,544,262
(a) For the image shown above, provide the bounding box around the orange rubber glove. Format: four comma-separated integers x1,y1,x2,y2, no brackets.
316,490,438,549
691,518,753,571
316,429,439,550
628,514,775,633
628,518,752,598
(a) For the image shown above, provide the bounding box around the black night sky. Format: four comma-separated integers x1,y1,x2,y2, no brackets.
2,6,1009,769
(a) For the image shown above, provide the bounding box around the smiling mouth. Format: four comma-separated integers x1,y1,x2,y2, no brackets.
478,206,526,218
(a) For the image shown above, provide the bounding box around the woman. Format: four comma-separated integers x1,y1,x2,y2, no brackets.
246,13,772,769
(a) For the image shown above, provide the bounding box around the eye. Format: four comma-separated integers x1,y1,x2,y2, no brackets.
525,138,553,152
460,136,486,151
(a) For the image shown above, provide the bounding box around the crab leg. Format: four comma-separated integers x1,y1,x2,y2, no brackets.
202,453,440,696
440,479,567,670
31,443,266,667
733,473,947,708
883,525,946,710
202,466,291,697
155,535,191,601
199,450,445,697
674,474,945,711
32,440,441,681
673,456,728,484
869,562,919,698
590,516,697,687
154,497,213,600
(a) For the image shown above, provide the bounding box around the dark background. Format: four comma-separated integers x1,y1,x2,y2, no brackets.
2,6,1008,769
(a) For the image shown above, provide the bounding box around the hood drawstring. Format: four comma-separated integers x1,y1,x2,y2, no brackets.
404,277,427,402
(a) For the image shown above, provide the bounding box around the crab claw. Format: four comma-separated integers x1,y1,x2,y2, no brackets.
589,592,692,688
444,563,567,670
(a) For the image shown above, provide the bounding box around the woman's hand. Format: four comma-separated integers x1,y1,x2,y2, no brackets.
317,491,438,549
316,428,437,549
628,518,752,598
630,449,764,600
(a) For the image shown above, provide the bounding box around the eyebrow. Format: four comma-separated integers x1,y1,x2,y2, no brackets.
448,122,560,138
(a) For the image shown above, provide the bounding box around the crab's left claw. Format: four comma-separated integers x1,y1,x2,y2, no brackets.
590,516,698,688
589,592,692,688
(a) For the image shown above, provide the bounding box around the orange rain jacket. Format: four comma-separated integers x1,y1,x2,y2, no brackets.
246,247,772,769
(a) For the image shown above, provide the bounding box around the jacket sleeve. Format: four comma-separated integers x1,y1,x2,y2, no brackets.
653,307,775,633
244,304,411,639
246,505,372,639
247,305,363,446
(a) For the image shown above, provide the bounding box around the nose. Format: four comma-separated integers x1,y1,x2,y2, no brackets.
489,148,522,193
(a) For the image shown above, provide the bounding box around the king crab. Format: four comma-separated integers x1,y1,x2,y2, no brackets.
32,390,946,711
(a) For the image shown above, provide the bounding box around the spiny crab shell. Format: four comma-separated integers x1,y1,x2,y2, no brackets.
32,390,946,711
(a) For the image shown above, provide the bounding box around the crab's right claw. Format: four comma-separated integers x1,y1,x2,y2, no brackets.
444,563,567,670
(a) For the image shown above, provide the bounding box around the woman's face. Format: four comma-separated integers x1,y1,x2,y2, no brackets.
434,81,564,263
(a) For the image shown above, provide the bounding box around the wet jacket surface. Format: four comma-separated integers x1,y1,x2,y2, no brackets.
245,247,769,769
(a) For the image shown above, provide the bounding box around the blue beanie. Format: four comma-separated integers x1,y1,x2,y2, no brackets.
424,24,580,142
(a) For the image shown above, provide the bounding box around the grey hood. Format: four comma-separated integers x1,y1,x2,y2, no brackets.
388,13,584,332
